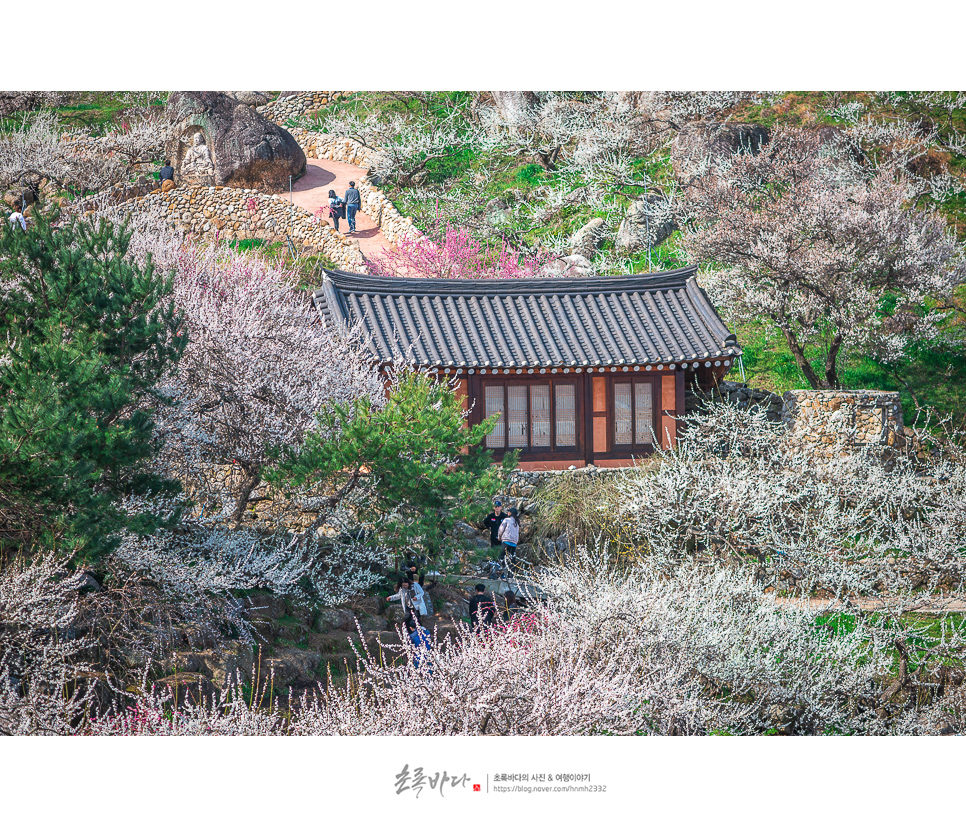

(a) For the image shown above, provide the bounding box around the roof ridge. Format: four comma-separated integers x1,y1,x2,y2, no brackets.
321,266,699,296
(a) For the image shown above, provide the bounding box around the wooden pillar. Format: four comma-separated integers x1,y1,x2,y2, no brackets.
592,375,608,456
455,376,469,454
660,373,677,449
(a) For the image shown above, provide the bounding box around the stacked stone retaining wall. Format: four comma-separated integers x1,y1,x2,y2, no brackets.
781,389,905,457
125,186,368,272
686,379,784,421
257,92,352,125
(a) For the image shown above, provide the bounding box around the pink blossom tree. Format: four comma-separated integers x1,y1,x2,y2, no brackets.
117,213,386,524
366,221,552,281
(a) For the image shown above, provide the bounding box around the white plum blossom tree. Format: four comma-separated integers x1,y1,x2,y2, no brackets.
679,128,966,388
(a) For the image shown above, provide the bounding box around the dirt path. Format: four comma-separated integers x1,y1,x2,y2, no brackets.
276,158,392,262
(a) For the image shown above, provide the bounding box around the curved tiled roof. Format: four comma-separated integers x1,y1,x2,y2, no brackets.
312,266,740,368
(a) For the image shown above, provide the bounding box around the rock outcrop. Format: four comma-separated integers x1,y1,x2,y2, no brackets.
568,216,605,259
671,122,770,178
165,91,306,191
616,194,676,253
224,91,272,106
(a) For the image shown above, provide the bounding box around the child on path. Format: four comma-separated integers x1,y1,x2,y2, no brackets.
9,200,26,231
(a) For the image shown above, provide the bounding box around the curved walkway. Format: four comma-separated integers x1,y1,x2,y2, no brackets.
276,158,392,262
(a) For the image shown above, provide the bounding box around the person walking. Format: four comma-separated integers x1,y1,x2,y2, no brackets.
343,180,361,233
501,589,523,622
498,507,521,574
326,189,344,232
482,499,508,550
8,200,27,231
411,574,429,620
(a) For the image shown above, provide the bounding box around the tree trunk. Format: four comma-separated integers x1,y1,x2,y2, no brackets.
824,332,844,389
780,324,825,389
231,464,262,526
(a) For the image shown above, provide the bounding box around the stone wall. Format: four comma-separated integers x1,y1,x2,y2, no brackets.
126,186,368,272
257,92,352,125
686,379,784,422
781,389,905,456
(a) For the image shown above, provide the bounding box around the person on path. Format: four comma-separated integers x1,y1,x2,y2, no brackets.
498,507,521,574
159,160,175,192
387,579,416,623
468,583,497,632
343,181,361,233
406,617,433,670
482,500,508,550
326,189,344,232
8,200,26,231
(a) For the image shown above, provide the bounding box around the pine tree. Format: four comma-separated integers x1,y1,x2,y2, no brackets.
268,370,514,564
0,209,187,565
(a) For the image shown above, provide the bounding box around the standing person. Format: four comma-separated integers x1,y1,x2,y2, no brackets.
498,507,521,574
406,617,433,670
468,583,496,632
326,189,344,232
8,200,26,231
411,574,429,620
418,574,435,618
159,160,175,192
482,499,508,551
343,180,361,233
387,578,416,623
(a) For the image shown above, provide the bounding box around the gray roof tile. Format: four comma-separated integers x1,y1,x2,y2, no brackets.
312,267,740,368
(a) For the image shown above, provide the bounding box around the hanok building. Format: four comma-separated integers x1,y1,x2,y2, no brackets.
312,266,740,470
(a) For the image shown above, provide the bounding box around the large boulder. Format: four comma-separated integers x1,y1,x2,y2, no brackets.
569,216,605,259
263,648,322,688
165,91,306,190
616,194,676,253
543,253,594,278
224,91,272,106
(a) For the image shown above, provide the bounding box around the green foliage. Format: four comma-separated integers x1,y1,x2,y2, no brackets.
227,237,269,252
0,209,187,564
515,163,544,187
268,371,514,565
0,92,168,135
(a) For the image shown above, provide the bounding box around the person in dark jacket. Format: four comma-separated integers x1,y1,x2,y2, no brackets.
326,189,344,231
501,589,524,622
159,160,175,192
343,180,361,233
482,500,508,549
468,583,497,632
